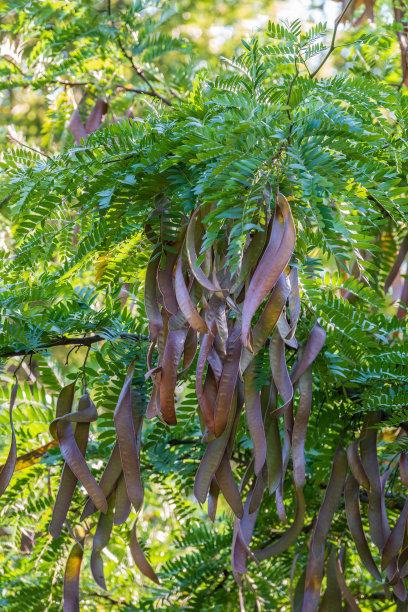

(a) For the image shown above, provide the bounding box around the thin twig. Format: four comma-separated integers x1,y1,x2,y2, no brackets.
117,37,173,107
1,54,24,74
0,332,146,359
7,135,52,160
286,59,298,120
116,84,172,105
309,0,354,79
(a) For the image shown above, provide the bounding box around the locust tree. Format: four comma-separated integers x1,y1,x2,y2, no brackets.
1,0,408,610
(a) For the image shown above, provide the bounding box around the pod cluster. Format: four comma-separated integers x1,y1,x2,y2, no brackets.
143,192,328,589
2,100,408,610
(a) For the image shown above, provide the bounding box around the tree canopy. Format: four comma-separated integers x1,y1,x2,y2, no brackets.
1,0,408,610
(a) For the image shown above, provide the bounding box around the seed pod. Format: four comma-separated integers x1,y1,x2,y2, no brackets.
248,466,267,514
69,110,87,145
159,327,189,425
194,390,237,504
157,249,179,316
214,301,229,355
0,382,18,498
231,227,267,296
90,494,115,590
325,548,342,612
196,320,217,433
359,412,387,550
63,540,84,612
346,440,370,491
177,327,197,379
144,248,163,342
50,389,107,513
302,446,348,612
81,442,122,521
215,451,243,518
286,266,301,340
292,367,312,489
207,478,220,522
85,99,108,134
175,254,208,333
241,193,296,349
254,485,305,561
232,482,264,585
290,322,326,385
114,473,132,526
50,392,93,537
334,551,362,611
244,360,266,475
265,414,282,495
400,451,408,486
114,362,144,512
207,346,224,382
382,496,408,571
384,234,408,292
240,273,290,374
214,324,242,438
269,330,293,417
344,473,381,580
130,521,160,584
186,208,221,292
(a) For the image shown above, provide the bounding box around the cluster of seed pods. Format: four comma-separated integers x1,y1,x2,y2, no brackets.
3,99,408,609
143,192,329,587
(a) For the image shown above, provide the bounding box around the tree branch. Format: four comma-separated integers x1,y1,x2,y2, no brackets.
0,332,146,359
310,0,354,79
7,134,52,160
116,84,172,105
116,37,173,107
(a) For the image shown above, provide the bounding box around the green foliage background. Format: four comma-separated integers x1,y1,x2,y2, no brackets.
1,0,408,610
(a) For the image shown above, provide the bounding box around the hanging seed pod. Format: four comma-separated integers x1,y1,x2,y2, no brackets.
302,446,348,612
290,322,326,386
157,249,179,316
81,442,122,521
186,207,221,292
113,362,144,512
334,549,362,611
50,387,107,514
215,451,243,518
241,193,296,350
344,473,381,580
384,234,408,293
269,329,293,417
0,381,18,498
175,253,208,333
130,521,160,583
325,547,342,612
213,324,242,437
244,360,266,476
207,478,220,522
382,497,408,571
145,248,163,342
359,412,387,551
114,473,132,526
346,440,370,491
90,494,115,590
159,327,189,425
254,485,306,561
400,451,408,486
292,367,312,489
84,99,108,134
63,539,84,612
50,391,95,537
194,389,238,504
240,273,290,373
231,481,263,586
